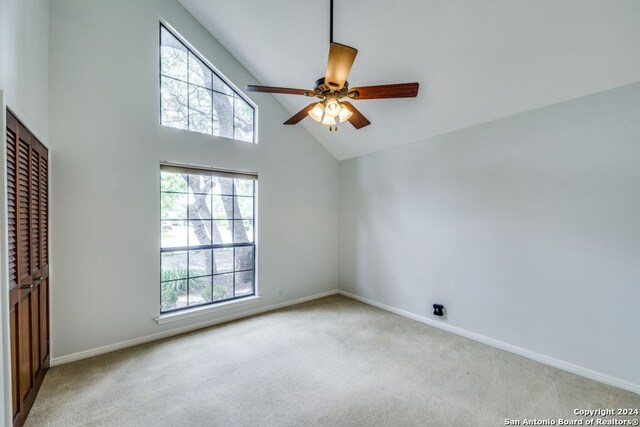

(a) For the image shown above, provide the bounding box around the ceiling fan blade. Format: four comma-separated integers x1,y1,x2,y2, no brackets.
283,103,317,125
349,83,419,100
246,85,310,96
341,101,371,129
325,42,358,91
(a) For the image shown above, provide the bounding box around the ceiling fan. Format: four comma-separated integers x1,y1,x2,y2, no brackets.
246,0,419,131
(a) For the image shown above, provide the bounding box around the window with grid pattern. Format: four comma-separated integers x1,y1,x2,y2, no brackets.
160,164,256,313
160,23,256,143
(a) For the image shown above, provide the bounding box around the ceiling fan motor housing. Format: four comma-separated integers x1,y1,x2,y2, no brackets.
314,77,349,96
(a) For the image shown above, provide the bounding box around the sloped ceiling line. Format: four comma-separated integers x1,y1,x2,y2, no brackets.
178,0,640,160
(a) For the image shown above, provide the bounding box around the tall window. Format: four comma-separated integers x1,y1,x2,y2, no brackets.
159,23,256,143
160,164,256,313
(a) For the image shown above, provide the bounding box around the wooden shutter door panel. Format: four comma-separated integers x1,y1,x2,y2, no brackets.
37,142,50,368
17,128,31,286
37,143,50,367
39,278,49,366
7,116,18,290
10,307,19,419
16,124,35,416
29,142,40,379
7,112,22,421
40,151,48,270
7,111,50,427
18,299,33,406
30,146,40,275
30,287,41,377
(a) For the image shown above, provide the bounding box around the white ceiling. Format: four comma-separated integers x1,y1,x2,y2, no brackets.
178,0,640,160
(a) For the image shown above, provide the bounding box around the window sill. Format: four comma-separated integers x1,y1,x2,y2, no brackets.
155,295,261,325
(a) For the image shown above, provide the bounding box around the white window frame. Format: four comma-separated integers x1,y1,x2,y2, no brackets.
159,20,259,143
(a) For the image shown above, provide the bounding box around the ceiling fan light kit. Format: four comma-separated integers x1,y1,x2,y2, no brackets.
246,0,419,131
338,103,353,122
307,95,353,131
308,103,325,122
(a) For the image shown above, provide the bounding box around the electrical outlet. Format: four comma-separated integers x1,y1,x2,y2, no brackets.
433,304,444,317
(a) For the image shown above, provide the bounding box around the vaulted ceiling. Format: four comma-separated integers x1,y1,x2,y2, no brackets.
178,0,640,160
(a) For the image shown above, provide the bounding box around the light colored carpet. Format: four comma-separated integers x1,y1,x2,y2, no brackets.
26,295,639,427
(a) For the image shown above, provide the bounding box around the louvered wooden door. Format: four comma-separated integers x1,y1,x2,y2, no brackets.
6,110,50,427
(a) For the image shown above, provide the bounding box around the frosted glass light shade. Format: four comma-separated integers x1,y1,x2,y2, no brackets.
324,98,340,117
338,104,353,122
321,114,336,126
308,103,325,122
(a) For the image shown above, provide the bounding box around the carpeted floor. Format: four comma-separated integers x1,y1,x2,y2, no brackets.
26,295,639,426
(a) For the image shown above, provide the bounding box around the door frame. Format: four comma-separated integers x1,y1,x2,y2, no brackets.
0,92,53,426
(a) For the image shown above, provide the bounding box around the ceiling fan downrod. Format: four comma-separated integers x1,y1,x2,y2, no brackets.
244,0,419,131
330,0,333,43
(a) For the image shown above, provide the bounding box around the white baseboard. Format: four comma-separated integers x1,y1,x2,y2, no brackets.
49,288,640,396
338,290,640,396
51,289,338,367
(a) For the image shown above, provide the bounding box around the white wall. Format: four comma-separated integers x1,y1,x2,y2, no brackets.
0,0,49,140
5,0,638,415
339,82,640,389
0,0,50,423
49,0,338,359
